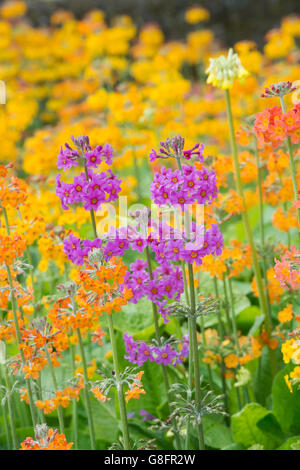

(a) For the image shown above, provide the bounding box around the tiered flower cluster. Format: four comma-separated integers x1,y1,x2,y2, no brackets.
274,245,300,291
20,424,73,450
124,333,189,367
56,136,121,211
254,103,300,146
124,260,183,322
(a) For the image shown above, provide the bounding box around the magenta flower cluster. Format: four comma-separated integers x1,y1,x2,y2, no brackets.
123,333,189,367
124,259,183,322
56,137,121,211
150,165,218,208
148,221,223,267
149,141,204,162
62,219,223,268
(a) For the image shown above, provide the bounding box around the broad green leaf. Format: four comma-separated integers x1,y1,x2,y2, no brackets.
231,403,277,449
278,436,300,450
256,412,285,445
202,416,233,449
222,442,245,450
113,297,156,340
125,360,168,417
254,347,273,406
237,306,261,333
90,397,119,443
248,314,265,336
272,363,300,435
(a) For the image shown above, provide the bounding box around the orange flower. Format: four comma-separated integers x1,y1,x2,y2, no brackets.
278,304,293,323
91,386,111,402
20,426,72,450
224,353,239,369
91,327,106,346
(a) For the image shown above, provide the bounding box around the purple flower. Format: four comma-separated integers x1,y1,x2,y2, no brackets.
57,144,80,170
123,333,138,364
63,234,85,265
140,410,155,421
183,143,204,161
83,188,105,211
154,344,178,365
149,149,158,162
173,342,189,365
101,143,114,165
56,174,73,210
69,174,87,203
84,146,103,168
130,237,148,253
136,342,155,365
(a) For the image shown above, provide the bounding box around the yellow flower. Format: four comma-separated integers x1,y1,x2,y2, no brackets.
290,366,300,380
284,374,293,393
281,339,298,364
206,48,249,89
105,350,113,360
185,7,210,24
0,0,26,20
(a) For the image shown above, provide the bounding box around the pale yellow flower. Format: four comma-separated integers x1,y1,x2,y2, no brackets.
206,48,249,89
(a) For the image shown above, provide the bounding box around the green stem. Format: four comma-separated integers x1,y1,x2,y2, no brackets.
224,89,277,377
145,247,170,391
106,313,130,449
84,163,98,239
254,144,272,322
16,209,38,316
5,261,37,427
70,343,78,450
227,277,241,356
199,313,213,384
76,327,96,450
181,261,190,305
176,157,205,447
145,246,181,448
227,277,249,410
214,277,226,336
280,96,300,245
1,206,37,426
222,276,232,332
213,278,229,422
182,260,193,449
2,400,12,449
133,151,141,200
187,264,205,450
185,316,194,450
44,345,65,434
1,364,18,449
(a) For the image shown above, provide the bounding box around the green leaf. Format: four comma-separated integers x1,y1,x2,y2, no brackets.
164,317,182,338
231,403,277,449
254,346,273,406
272,363,300,435
0,426,33,449
126,360,168,417
236,306,261,334
256,412,285,445
128,421,173,450
248,314,265,336
248,443,264,450
90,398,119,443
278,436,300,450
202,417,233,449
222,442,245,450
113,297,156,340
